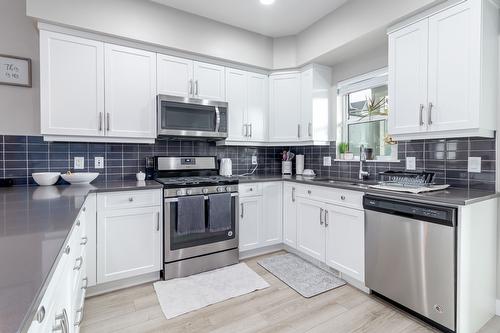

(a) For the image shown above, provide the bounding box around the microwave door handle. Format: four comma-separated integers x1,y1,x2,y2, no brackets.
215,106,221,133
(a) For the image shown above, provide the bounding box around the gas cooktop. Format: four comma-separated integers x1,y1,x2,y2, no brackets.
155,175,239,188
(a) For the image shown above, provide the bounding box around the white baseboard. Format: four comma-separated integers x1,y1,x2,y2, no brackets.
496,299,500,316
86,271,160,297
239,244,284,260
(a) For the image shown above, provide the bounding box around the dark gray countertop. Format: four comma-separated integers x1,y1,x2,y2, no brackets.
0,180,162,333
238,175,498,206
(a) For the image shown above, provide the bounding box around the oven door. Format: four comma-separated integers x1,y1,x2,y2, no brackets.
157,95,228,139
164,193,239,262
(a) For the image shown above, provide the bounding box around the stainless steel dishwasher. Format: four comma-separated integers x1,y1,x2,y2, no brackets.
364,195,457,333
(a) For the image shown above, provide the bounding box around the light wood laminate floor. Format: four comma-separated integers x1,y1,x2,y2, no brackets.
81,252,500,333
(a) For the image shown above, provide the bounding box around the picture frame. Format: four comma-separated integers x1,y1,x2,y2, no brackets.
0,54,32,87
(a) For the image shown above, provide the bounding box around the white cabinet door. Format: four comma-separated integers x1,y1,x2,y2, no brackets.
193,61,225,101
239,196,262,252
427,1,478,132
261,182,282,246
296,197,325,261
225,68,247,141
104,44,157,139
246,72,268,142
325,204,365,283
300,68,313,141
269,73,301,142
388,20,429,135
97,206,162,283
157,54,193,98
283,183,298,249
40,31,104,137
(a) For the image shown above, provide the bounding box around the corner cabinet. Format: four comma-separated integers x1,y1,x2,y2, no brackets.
388,0,499,140
40,30,157,143
225,68,268,143
269,72,301,142
157,54,225,101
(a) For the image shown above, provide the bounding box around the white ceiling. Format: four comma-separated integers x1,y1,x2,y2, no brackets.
150,0,349,37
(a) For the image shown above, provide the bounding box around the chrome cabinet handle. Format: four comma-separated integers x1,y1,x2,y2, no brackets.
308,122,312,137
74,306,84,327
291,187,296,202
243,124,248,137
156,212,160,231
128,197,134,202
419,104,424,126
53,309,68,333
76,219,81,226
195,80,199,95
98,112,103,131
340,195,346,201
189,80,193,95
80,237,88,246
325,210,329,227
308,190,312,195
297,124,301,138
215,106,221,133
73,256,83,271
82,206,86,212
63,245,71,255
82,277,89,290
320,208,324,225
249,124,252,138
240,203,244,219
428,102,433,125
35,306,46,323
106,113,110,131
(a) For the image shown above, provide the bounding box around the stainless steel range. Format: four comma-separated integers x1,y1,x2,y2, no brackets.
149,156,239,280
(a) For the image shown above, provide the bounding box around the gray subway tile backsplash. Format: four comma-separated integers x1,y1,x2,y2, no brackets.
0,135,496,191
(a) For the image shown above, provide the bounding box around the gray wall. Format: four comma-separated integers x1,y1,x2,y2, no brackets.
0,0,39,135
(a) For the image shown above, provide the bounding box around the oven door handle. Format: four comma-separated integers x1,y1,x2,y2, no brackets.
215,106,221,133
164,193,239,203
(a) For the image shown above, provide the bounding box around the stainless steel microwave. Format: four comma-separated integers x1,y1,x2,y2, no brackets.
157,95,228,140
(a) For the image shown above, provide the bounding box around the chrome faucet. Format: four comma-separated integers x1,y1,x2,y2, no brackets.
359,144,369,180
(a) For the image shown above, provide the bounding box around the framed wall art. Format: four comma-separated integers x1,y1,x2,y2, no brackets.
0,54,32,87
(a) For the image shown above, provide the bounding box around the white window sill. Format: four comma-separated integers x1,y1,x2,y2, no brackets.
334,159,401,163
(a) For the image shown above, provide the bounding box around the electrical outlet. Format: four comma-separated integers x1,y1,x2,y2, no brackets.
468,157,481,173
74,157,85,170
251,156,258,165
323,156,332,166
94,157,104,169
406,157,416,170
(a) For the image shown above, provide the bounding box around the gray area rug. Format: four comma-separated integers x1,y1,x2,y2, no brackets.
258,253,346,298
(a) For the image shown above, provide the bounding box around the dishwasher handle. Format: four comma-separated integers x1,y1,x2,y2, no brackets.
363,195,456,227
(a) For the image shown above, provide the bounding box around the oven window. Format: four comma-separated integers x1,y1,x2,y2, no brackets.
161,101,216,132
169,197,236,250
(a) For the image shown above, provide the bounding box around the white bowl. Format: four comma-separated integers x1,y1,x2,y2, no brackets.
61,172,99,184
302,169,316,177
32,172,61,186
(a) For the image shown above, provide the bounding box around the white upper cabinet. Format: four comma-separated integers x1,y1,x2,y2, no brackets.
225,68,268,143
193,61,226,101
269,72,301,142
388,0,498,139
157,54,225,101
300,66,331,143
104,44,157,139
157,54,193,97
388,20,429,136
40,31,105,137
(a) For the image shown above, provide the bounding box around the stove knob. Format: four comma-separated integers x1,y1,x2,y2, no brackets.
217,187,225,193
186,189,193,195
176,190,183,196
202,188,209,194
225,186,232,192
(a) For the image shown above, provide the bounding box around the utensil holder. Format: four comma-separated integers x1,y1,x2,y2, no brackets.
282,161,292,175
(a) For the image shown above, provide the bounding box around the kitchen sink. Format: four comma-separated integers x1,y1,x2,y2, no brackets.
310,178,375,187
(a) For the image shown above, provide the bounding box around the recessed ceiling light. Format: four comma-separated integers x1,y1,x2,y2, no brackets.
260,0,275,5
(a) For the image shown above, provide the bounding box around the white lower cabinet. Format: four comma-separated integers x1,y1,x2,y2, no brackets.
97,190,163,284
239,182,282,252
296,197,326,261
239,195,263,251
325,204,365,283
283,183,298,248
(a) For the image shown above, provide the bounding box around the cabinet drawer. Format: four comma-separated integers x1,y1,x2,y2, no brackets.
239,183,262,197
100,190,161,210
297,185,363,210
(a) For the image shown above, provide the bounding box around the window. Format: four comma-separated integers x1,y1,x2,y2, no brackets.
337,68,395,160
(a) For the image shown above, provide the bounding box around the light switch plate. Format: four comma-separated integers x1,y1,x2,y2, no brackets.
251,156,258,165
74,157,85,170
468,157,481,173
406,157,416,170
94,157,104,169
323,156,332,166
